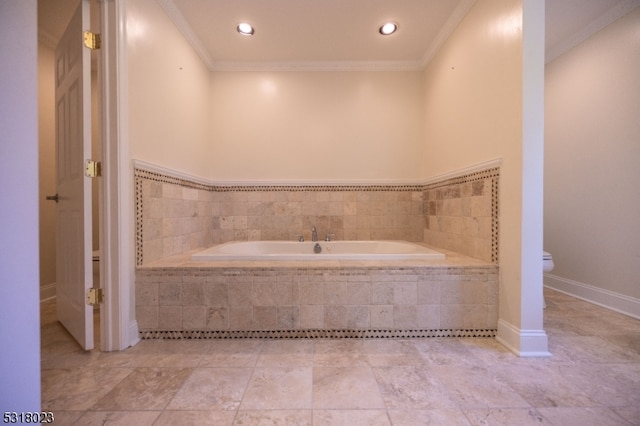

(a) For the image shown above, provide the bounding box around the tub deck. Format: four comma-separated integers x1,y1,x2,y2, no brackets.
136,246,498,339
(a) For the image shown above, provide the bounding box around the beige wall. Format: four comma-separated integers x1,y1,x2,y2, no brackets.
423,0,526,326
545,7,640,305
126,0,547,353
421,1,522,177
127,0,211,178
208,71,425,181
421,0,546,349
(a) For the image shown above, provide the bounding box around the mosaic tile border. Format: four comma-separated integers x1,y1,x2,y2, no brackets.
135,175,144,266
134,166,500,265
423,167,500,264
140,328,497,340
491,174,499,263
422,167,499,190
134,168,425,192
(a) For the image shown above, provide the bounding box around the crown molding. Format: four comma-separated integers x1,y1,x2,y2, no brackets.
546,0,640,63
156,0,215,70
420,0,477,68
210,60,425,72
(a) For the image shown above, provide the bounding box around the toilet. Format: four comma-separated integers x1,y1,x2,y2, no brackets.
543,251,554,308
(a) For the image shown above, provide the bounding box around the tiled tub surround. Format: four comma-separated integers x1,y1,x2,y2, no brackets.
423,168,499,263
136,252,498,337
135,166,498,265
135,165,499,336
136,174,216,265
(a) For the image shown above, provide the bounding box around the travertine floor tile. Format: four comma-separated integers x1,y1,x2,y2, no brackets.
432,365,531,409
496,362,596,408
537,406,635,426
362,339,424,366
553,362,640,408
313,409,391,426
610,405,640,425
413,338,478,366
39,288,640,424
387,408,472,425
41,367,133,411
313,366,386,409
166,367,253,410
153,410,236,426
234,410,312,425
240,367,313,409
199,340,263,367
463,408,552,425
373,365,458,410
74,410,161,426
256,339,315,367
313,339,369,367
92,367,192,410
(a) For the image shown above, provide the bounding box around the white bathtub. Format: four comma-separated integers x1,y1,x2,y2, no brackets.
191,240,445,261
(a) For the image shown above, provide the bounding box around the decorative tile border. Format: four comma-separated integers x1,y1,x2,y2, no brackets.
134,168,425,192
422,167,499,263
135,175,144,266
140,328,497,340
422,167,499,190
491,174,499,263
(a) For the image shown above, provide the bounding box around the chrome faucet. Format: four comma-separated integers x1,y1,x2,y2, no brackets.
311,226,318,242
325,233,335,242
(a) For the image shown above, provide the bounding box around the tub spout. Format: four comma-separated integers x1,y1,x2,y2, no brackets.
311,226,318,242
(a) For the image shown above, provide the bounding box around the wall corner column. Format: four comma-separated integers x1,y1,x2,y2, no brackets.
99,0,138,351
496,0,550,357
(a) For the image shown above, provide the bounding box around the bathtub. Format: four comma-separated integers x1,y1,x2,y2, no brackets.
191,240,445,261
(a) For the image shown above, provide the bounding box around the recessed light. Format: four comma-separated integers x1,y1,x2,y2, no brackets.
237,22,254,36
379,22,398,36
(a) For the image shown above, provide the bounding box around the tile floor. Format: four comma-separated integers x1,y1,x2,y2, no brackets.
41,289,640,425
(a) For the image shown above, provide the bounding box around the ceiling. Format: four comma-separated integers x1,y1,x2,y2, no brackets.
159,0,471,70
38,0,640,69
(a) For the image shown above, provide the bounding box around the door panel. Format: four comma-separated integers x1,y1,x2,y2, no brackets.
55,0,93,350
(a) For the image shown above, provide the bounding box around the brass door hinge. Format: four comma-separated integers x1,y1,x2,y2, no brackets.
87,287,104,306
85,160,101,178
83,31,101,50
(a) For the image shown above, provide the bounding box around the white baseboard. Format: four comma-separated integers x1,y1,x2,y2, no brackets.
129,320,140,348
544,274,640,320
40,283,56,302
496,319,551,357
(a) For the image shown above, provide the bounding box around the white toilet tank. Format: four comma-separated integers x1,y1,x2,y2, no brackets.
543,251,554,273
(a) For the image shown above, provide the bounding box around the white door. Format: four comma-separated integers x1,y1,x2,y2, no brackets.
55,0,94,350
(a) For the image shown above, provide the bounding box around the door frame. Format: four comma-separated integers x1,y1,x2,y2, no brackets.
98,0,138,351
